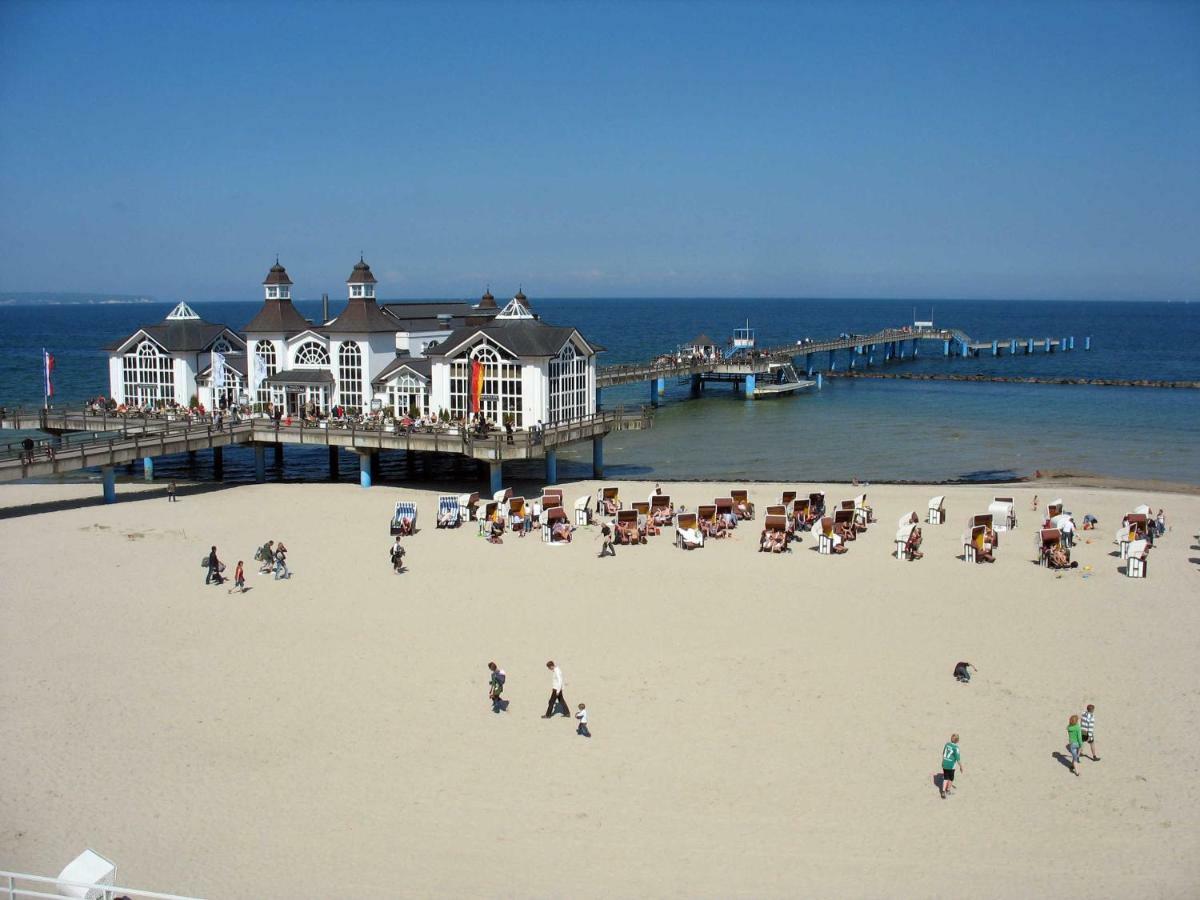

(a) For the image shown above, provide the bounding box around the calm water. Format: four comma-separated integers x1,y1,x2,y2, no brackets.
1,298,1198,485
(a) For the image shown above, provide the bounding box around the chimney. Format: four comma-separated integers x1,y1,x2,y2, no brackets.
322,293,329,323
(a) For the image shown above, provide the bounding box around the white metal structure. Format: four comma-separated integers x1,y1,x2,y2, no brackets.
0,867,204,900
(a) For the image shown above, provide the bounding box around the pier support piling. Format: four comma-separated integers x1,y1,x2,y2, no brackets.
545,449,558,486
690,374,703,397
254,445,266,483
592,436,604,479
649,377,664,407
143,456,154,482
1069,336,1076,351
744,373,756,397
1010,338,1017,355
359,451,375,488
328,446,340,479
943,339,950,357
213,447,223,480
816,372,823,390
911,339,919,358
1085,336,1091,351
489,461,503,495
101,465,116,504
274,443,284,465
805,353,814,376
1027,338,1034,354
595,387,603,411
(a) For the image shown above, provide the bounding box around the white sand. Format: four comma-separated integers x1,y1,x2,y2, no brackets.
1,478,1198,898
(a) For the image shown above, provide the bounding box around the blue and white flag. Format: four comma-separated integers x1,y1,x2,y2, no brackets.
253,352,268,384
212,351,226,388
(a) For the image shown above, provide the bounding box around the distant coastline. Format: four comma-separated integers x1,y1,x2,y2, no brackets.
0,292,156,306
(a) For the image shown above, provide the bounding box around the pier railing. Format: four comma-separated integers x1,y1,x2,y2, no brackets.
1,869,204,900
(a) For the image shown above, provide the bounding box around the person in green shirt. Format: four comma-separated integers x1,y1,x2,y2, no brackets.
1066,715,1083,776
940,733,963,799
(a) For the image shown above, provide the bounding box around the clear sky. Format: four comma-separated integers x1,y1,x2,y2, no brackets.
1,0,1197,302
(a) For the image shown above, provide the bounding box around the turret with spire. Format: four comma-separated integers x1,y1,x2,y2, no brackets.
346,254,377,300
263,257,292,300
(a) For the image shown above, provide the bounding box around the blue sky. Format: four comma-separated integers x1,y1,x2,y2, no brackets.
1,0,1197,301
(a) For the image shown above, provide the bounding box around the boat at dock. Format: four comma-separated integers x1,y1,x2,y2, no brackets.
752,362,816,398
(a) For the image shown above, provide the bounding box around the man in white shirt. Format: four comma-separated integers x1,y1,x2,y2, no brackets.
1061,516,1076,548
543,660,568,718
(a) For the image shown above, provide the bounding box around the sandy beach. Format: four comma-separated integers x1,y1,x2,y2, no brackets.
1,477,1198,898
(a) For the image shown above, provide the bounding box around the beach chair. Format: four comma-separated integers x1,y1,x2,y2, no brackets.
541,488,563,510
493,487,513,506
992,496,1017,530
436,495,461,528
1047,498,1064,519
477,500,499,535
508,496,527,530
56,849,116,900
816,516,839,555
895,523,917,561
1125,539,1148,578
972,513,997,547
963,524,986,562
766,504,786,517
458,491,479,523
834,507,856,540
1116,514,1146,558
809,492,826,517
780,490,797,507
1038,527,1064,567
615,508,642,544
650,493,673,526
988,498,1015,532
631,500,657,535
763,513,789,552
390,500,418,535
574,494,592,526
853,493,871,529
598,486,621,515
791,497,812,529
1132,503,1152,516
715,497,736,525
927,495,946,525
675,512,704,549
730,489,754,519
542,505,570,543
697,504,720,539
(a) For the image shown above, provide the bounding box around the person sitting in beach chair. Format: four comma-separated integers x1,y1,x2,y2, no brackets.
437,496,461,528
731,489,754,520
650,494,674,528
715,498,738,529
698,505,727,539
906,526,924,560
599,487,621,517
675,512,704,550
615,509,643,545
488,518,505,544
759,514,788,553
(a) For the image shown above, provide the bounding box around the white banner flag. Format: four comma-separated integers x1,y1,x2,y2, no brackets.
212,351,226,388
253,352,268,384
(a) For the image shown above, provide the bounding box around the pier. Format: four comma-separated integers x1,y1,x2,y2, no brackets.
596,325,1091,405
0,407,651,496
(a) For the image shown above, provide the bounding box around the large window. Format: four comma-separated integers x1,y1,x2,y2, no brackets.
387,373,428,417
254,339,276,405
548,342,588,423
122,340,174,406
295,341,330,367
449,341,523,426
338,342,363,411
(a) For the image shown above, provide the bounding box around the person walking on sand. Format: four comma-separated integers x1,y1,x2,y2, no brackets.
168,480,177,503
543,660,567,718
205,545,223,585
488,661,506,713
257,540,275,574
575,703,591,738
1066,715,1083,776
598,520,616,558
273,542,289,580
1081,704,1099,761
390,537,406,574
228,560,246,594
940,734,963,798
1032,494,1039,512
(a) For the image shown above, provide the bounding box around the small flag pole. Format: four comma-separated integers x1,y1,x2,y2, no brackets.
43,348,49,410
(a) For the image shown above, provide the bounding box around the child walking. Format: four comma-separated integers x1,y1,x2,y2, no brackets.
575,703,591,738
228,560,246,594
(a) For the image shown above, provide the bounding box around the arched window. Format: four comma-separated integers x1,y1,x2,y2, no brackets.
449,339,523,425
338,342,363,411
549,342,587,423
254,339,277,405
295,341,329,367
386,372,428,417
122,339,175,406
212,338,232,354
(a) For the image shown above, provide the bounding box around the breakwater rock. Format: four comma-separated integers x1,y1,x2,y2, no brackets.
824,372,1200,389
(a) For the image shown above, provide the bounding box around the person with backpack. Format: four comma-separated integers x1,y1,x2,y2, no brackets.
256,540,275,574
390,537,406,574
205,545,224,585
488,661,506,713
273,542,289,580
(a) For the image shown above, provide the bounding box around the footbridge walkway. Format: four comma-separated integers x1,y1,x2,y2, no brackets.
0,407,651,498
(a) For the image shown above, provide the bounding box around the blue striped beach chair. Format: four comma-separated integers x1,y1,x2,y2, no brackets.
437,495,461,528
391,501,418,535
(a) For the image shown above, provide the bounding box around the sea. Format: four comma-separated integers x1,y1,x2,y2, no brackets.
1,298,1198,487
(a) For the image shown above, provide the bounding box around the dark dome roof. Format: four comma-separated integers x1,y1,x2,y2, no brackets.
346,257,377,285
263,261,293,286
514,288,528,302
478,289,497,309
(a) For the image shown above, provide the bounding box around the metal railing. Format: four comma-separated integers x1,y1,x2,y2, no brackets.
0,869,204,900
